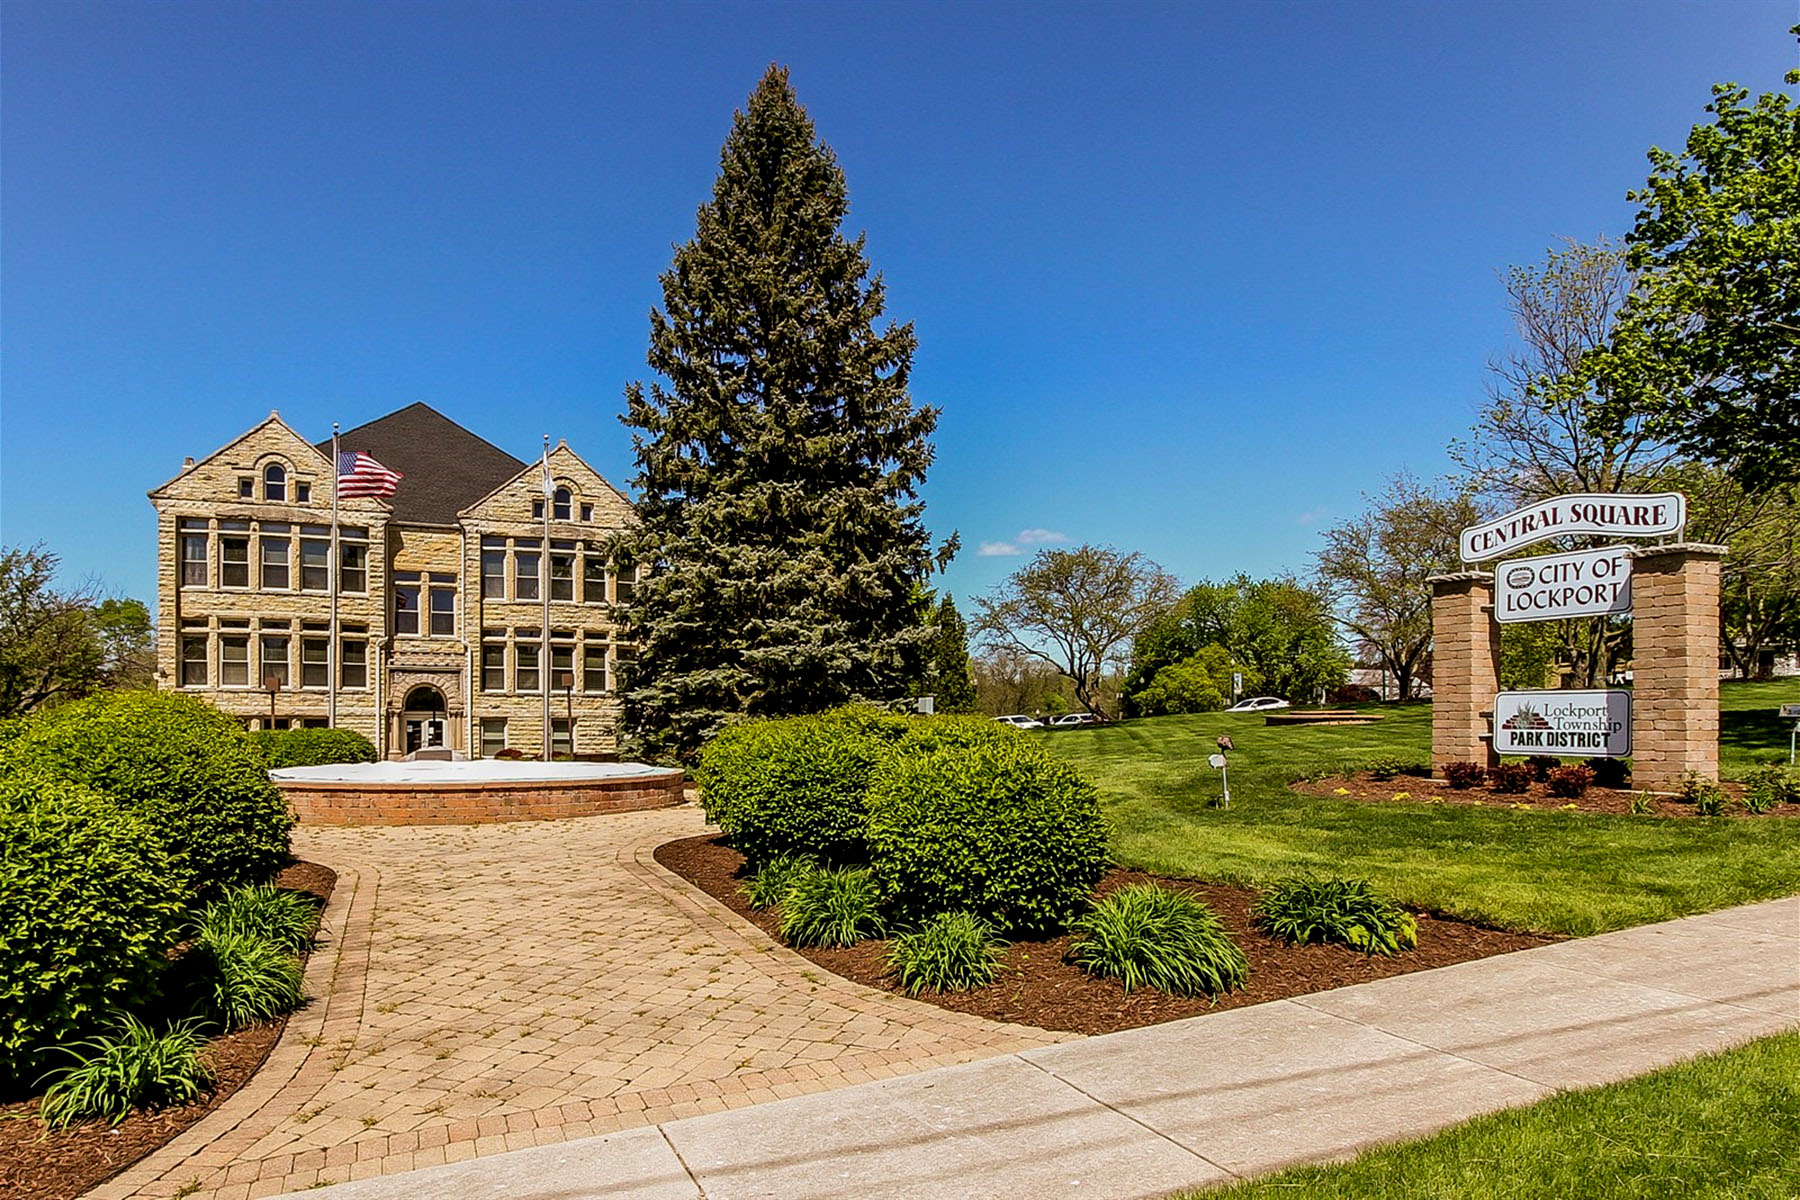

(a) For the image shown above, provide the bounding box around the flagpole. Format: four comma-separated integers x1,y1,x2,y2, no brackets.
329,424,340,730
541,434,553,762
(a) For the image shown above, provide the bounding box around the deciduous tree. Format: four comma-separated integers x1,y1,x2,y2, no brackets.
0,546,104,717
1124,575,1349,706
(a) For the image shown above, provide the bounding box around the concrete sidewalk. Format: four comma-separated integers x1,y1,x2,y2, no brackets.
296,895,1799,1200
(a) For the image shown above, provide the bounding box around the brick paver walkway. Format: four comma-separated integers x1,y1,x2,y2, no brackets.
90,807,1064,1200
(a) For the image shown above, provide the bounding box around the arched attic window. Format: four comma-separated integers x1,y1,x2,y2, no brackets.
553,487,572,521
264,463,287,502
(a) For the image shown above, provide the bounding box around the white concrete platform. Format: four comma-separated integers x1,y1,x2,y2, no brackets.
270,760,673,784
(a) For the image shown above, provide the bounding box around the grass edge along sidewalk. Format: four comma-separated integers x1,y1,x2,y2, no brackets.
1181,1028,1800,1200
1043,692,1800,937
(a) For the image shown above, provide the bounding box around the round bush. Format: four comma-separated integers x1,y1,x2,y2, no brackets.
0,692,294,899
695,708,902,866
865,727,1110,935
0,778,187,1092
252,728,377,769
1069,883,1248,997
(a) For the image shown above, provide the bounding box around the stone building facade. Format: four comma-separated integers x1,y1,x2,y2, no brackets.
149,403,639,759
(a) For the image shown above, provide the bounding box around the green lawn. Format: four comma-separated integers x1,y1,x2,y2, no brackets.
1040,682,1800,936
1179,1031,1800,1200
1720,678,1800,777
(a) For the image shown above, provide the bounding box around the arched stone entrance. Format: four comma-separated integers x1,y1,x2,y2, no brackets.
402,684,448,755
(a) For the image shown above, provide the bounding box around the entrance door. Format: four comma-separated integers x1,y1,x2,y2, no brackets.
401,685,448,755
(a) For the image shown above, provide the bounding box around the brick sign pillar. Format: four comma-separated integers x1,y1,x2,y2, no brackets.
1428,571,1501,774
1627,543,1727,791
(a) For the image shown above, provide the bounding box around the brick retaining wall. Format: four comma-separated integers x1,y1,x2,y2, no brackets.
278,769,686,825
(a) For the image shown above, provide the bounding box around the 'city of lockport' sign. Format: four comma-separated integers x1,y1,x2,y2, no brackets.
1460,493,1686,562
1493,690,1631,758
1495,545,1633,624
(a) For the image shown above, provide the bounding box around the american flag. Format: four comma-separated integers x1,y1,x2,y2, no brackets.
336,451,403,498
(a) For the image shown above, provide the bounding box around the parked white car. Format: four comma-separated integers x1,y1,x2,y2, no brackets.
1225,696,1291,713
994,714,1046,729
1049,713,1103,727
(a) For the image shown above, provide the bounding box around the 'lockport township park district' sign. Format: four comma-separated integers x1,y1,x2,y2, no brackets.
1493,690,1632,758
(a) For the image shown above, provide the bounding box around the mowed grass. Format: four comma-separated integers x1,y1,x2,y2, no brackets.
1181,1030,1800,1200
1040,683,1800,936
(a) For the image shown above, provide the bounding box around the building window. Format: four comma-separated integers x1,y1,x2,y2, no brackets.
301,638,329,688
181,636,208,686
394,584,420,635
263,463,287,502
551,719,572,759
480,718,507,757
553,487,572,521
580,503,593,522
481,639,505,691
260,536,290,590
300,539,329,591
549,551,574,601
220,636,250,686
340,639,367,688
550,639,574,692
615,564,638,604
515,636,540,693
515,552,540,601
582,553,605,603
532,497,545,520
238,478,254,498
429,586,455,636
481,549,506,599
296,481,312,504
260,636,289,688
340,542,367,594
181,534,208,587
584,642,608,693
220,538,250,588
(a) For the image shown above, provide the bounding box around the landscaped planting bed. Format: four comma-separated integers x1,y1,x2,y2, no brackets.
0,861,335,1200
1294,770,1800,817
655,834,1551,1036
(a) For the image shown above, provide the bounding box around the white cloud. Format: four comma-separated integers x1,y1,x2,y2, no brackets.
1016,528,1067,545
977,541,1022,557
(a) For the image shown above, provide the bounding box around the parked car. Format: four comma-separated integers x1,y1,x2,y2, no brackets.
1224,696,1290,713
1049,713,1103,727
994,714,1046,729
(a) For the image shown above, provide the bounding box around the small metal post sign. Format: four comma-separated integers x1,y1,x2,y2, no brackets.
1208,752,1231,808
1495,545,1633,623
1782,703,1800,765
1493,690,1631,758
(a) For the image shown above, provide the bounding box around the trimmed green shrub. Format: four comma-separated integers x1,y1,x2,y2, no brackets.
865,726,1109,935
0,692,293,898
1365,756,1429,782
886,912,1005,995
1679,772,1729,816
1546,764,1595,799
1068,884,1248,997
252,728,376,769
0,778,188,1092
1524,755,1563,782
695,708,904,866
1590,757,1631,789
198,884,320,952
186,929,304,1029
1443,761,1486,789
1252,876,1418,956
38,1015,214,1129
1629,791,1656,815
741,854,819,910
1489,762,1534,794
777,867,885,948
1741,765,1800,814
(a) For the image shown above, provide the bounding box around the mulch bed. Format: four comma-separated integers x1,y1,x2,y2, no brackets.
654,835,1553,1037
0,861,337,1200
1293,772,1800,817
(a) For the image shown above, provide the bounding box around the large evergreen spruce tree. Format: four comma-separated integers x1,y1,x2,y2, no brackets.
619,66,942,762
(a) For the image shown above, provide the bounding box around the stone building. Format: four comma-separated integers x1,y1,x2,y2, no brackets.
149,403,639,759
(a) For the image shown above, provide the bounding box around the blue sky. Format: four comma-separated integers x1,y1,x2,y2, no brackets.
3,2,1794,615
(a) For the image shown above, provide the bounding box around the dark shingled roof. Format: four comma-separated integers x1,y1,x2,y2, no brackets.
318,403,526,526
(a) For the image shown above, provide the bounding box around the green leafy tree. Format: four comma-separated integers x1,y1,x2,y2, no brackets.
1125,575,1348,707
1314,473,1481,702
974,545,1179,720
617,67,943,762
92,597,155,691
924,594,977,713
1591,48,1800,490
1133,645,1258,716
0,546,103,718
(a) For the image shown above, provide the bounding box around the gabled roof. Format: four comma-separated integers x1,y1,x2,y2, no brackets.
148,412,331,498
319,403,526,526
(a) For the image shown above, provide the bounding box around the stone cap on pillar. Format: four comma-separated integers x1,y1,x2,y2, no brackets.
1625,542,1728,562
1427,570,1493,594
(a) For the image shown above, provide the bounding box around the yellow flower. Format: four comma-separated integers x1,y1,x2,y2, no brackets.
1391,792,1410,801
1561,803,1580,810
1333,787,1350,795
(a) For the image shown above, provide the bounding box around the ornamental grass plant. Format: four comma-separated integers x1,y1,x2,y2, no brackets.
777,866,885,948
741,854,819,910
886,912,1006,995
1252,876,1418,956
199,884,320,953
38,1015,214,1129
1068,883,1248,998
188,929,305,1029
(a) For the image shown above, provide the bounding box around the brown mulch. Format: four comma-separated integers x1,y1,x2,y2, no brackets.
1293,772,1800,817
0,861,337,1200
653,835,1552,1037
